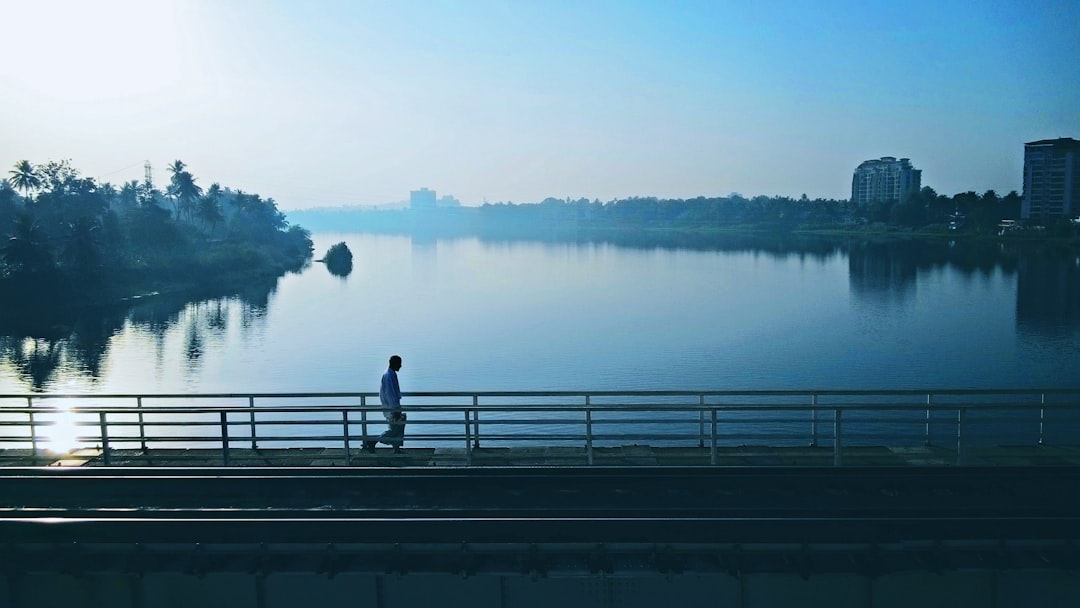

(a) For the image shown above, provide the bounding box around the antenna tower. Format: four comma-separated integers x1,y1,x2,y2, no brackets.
144,161,153,188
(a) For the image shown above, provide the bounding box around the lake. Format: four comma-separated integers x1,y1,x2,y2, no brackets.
1,232,1078,394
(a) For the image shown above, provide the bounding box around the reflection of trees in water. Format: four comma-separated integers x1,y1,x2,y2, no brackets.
0,338,63,389
847,239,1026,304
0,276,280,390
477,230,848,263
1016,245,1080,334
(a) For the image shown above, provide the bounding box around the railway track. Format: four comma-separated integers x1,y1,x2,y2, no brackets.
1,466,1078,577
1,466,1078,544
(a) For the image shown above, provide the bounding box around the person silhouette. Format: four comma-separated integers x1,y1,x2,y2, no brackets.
363,355,405,454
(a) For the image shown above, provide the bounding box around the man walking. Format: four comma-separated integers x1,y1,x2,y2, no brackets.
364,355,405,454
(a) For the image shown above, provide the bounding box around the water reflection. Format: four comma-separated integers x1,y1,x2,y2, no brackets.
41,398,81,454
1016,246,1080,333
846,238,1027,305
0,275,281,390
0,235,1077,392
848,241,920,304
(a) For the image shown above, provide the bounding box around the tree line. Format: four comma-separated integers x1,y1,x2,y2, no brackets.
295,187,1069,240
1,159,313,307
487,188,1031,235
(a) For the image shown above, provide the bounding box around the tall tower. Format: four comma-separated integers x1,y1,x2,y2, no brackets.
144,160,153,189
410,187,437,211
851,157,921,206
1022,138,1080,221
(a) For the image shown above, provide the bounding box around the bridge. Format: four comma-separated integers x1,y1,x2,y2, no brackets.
2,389,1079,607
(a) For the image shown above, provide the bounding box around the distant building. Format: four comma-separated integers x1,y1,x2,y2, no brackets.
1022,138,1080,221
851,157,922,206
410,187,437,211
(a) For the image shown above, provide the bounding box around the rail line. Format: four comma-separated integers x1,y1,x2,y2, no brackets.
2,466,1078,544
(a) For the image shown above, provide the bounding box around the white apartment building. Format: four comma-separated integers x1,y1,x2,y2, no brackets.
851,157,922,206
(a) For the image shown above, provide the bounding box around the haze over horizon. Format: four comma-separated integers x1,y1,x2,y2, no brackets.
2,0,1077,211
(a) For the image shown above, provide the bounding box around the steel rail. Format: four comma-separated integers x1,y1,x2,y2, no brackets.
3,389,1079,466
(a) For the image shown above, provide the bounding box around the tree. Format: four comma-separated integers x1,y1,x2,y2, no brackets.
60,216,102,276
167,160,187,219
8,160,41,203
173,171,203,222
119,180,140,209
0,180,19,236
196,183,224,234
2,213,54,277
1001,191,1022,220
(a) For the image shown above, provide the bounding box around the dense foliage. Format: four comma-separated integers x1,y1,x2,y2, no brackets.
291,188,1077,242
0,159,313,307
322,241,353,277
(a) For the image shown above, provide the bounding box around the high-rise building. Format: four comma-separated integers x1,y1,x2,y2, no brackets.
1022,138,1080,221
410,187,437,211
850,157,922,206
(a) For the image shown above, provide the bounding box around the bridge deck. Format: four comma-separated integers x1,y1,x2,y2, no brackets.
5,443,1080,467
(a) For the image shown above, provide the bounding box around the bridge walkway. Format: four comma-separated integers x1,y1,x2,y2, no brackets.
5,443,1080,468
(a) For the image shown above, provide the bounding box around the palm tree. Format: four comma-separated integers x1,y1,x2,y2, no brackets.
2,213,53,276
167,160,186,219
119,180,140,209
196,185,224,235
174,171,203,223
8,160,41,204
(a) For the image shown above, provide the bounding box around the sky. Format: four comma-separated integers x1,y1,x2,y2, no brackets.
1,0,1078,210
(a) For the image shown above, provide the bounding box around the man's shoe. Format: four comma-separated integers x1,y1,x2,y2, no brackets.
393,447,405,455
361,442,376,453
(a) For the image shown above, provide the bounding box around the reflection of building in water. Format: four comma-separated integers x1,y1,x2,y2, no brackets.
410,187,437,211
847,242,918,304
1022,138,1080,221
1016,250,1080,331
851,157,921,206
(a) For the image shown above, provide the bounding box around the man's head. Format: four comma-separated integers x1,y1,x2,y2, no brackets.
389,355,402,371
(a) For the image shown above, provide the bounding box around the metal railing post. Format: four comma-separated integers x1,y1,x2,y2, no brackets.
833,408,843,466
810,393,819,447
27,396,37,454
585,396,594,466
99,412,111,466
925,393,933,446
710,409,718,465
957,407,966,465
360,396,368,445
342,410,351,465
221,411,230,466
465,409,473,466
1039,393,1046,445
249,396,257,450
137,396,147,451
698,394,705,448
472,395,480,448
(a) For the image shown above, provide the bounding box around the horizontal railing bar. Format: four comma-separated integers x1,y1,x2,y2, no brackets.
4,403,1080,416
3,389,1078,467
4,388,1079,399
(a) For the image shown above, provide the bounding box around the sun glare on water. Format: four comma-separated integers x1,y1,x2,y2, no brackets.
39,395,88,455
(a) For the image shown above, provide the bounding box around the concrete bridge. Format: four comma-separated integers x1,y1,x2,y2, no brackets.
1,389,1079,607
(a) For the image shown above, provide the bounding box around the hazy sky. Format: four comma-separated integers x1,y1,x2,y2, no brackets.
2,0,1078,210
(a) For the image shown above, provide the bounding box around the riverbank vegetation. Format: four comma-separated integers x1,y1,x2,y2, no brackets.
1,159,313,309
289,188,1079,244
321,241,353,277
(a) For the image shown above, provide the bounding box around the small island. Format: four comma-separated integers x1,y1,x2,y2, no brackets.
321,241,353,277
1,159,314,310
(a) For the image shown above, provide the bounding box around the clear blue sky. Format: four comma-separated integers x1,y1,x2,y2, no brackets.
2,0,1077,209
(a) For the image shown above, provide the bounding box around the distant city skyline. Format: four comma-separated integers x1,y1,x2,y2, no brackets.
2,0,1078,210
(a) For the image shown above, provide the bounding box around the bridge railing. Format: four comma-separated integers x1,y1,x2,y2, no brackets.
1,389,1079,465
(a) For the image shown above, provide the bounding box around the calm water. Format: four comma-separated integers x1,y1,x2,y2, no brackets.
1,232,1078,394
